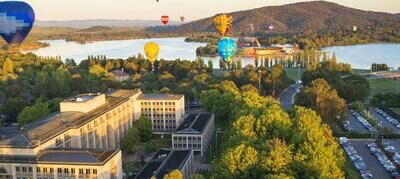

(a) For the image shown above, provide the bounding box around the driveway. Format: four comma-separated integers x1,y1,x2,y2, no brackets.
279,84,302,109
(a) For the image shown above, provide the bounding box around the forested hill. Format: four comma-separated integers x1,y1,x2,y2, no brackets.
174,1,400,35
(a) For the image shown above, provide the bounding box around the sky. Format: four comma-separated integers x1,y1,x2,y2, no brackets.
16,0,400,21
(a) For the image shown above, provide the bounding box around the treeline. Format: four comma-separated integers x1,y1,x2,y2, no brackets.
200,80,346,178
0,52,294,127
371,63,390,72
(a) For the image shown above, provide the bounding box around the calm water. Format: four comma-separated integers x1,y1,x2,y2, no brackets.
323,43,400,69
27,38,400,70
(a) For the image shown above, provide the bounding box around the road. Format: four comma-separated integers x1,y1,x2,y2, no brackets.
279,84,302,109
350,140,392,179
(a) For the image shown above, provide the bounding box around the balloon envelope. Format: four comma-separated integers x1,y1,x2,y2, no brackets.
0,1,35,45
161,15,169,25
217,37,237,62
180,16,185,22
213,14,233,36
144,42,160,63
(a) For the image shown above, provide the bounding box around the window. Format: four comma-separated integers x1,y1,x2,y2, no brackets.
37,167,41,173
28,167,32,172
85,169,90,174
50,168,54,173
57,168,62,173
64,168,69,174
43,168,48,173
93,169,97,175
71,168,75,174
22,167,26,172
16,167,20,172
64,132,70,140
79,169,83,174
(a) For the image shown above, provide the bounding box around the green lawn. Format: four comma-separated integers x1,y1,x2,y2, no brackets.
369,78,400,97
285,68,304,81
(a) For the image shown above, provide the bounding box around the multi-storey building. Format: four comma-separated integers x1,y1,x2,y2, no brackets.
0,90,185,179
137,94,185,134
135,149,194,179
172,112,215,157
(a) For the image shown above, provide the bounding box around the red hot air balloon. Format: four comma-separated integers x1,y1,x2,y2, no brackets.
161,15,169,25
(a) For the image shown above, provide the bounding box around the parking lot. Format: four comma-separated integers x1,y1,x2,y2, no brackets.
347,112,369,133
371,108,400,134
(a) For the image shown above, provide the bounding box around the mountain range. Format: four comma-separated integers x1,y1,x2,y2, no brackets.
36,19,180,28
174,1,400,34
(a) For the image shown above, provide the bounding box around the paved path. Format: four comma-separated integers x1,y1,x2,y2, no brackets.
279,84,302,109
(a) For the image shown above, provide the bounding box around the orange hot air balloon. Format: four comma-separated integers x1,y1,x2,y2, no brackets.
213,13,233,37
180,16,185,23
144,42,160,64
161,15,169,25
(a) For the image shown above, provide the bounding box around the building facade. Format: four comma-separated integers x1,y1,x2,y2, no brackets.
0,90,186,179
137,94,185,134
172,113,215,157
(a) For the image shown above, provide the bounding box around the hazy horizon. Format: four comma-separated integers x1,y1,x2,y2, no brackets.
18,0,400,22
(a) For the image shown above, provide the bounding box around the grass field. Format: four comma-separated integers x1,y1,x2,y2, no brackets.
390,108,400,115
369,78,400,97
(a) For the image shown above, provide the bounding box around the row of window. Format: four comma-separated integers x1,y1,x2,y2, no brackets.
35,167,97,175
153,125,176,130
153,119,176,123
142,108,175,112
141,102,175,106
142,114,176,118
174,143,202,148
173,136,201,141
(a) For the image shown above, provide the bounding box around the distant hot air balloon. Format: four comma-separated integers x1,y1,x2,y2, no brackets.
353,26,357,32
144,42,160,64
180,16,185,23
268,24,274,31
249,23,254,32
0,1,35,45
213,14,233,37
217,37,237,62
161,15,169,25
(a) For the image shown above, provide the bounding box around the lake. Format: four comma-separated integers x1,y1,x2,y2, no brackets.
27,38,400,70
323,43,400,69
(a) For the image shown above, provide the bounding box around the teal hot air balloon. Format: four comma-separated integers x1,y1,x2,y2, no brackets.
217,37,237,62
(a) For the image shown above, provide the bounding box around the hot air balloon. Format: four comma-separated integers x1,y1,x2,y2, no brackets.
161,15,169,25
144,42,160,64
217,37,237,62
180,16,185,23
213,14,233,37
249,23,254,32
353,26,357,32
268,25,274,31
0,1,35,45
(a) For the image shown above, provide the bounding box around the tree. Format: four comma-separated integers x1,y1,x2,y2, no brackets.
17,103,50,128
1,97,28,120
295,78,347,125
216,144,259,177
2,58,14,74
122,126,140,152
136,116,152,142
163,169,183,179
159,72,177,90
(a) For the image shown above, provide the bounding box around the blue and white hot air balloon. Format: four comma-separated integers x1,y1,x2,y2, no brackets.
0,1,35,45
217,37,237,62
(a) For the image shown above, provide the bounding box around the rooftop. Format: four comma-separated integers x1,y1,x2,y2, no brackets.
64,93,101,102
0,149,119,165
135,149,191,179
111,69,129,77
137,94,184,101
0,90,140,148
175,113,214,134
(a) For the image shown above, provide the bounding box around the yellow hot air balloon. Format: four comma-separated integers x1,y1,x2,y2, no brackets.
144,42,160,64
213,13,233,37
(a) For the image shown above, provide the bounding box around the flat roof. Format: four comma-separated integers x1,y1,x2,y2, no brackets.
175,113,214,134
0,90,140,148
64,93,100,102
0,149,119,165
135,149,191,179
137,94,183,101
